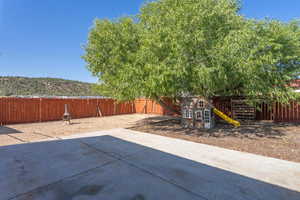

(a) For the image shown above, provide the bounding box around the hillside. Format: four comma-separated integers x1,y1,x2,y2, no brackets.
0,76,98,97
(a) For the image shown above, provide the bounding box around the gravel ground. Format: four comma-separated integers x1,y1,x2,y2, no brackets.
129,116,300,163
0,114,155,146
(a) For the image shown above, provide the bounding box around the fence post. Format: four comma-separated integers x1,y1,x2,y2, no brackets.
96,98,99,117
8,98,11,124
39,98,42,122
0,98,2,126
114,101,116,115
144,99,147,114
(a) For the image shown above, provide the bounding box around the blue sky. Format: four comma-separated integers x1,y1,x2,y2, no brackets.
0,0,299,83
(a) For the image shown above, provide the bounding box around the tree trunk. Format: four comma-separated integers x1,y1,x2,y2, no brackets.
152,96,181,115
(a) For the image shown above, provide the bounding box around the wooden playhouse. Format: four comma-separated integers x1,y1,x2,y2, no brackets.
181,97,215,129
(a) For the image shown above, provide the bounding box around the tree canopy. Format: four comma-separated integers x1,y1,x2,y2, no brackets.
83,0,300,106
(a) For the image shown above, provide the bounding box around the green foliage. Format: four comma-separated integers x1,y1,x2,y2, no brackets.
0,76,98,96
83,0,300,104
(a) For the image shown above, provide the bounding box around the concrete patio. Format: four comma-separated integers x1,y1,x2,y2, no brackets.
1,128,299,200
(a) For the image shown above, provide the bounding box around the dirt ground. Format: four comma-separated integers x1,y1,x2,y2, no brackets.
0,114,154,146
129,116,300,163
1,114,300,163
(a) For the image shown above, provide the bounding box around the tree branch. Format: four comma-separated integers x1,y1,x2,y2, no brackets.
152,95,181,115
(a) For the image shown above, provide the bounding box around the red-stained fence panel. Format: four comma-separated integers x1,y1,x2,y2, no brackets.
1,97,300,125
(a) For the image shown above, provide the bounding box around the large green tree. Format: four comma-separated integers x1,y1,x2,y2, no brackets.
83,0,300,113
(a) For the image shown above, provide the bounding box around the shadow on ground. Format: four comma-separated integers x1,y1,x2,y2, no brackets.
131,116,299,139
0,126,22,135
1,134,299,200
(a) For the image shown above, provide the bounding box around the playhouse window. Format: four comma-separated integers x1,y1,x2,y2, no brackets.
183,109,193,119
182,109,187,118
188,109,193,118
198,101,204,108
195,111,203,120
204,110,210,123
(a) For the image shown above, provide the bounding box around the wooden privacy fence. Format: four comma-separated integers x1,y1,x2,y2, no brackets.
0,97,168,125
134,98,179,116
259,102,300,122
213,97,300,122
1,97,300,125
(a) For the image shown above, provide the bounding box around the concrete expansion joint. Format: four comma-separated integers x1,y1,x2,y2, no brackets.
78,141,207,199
7,134,27,143
7,159,117,200
32,132,60,140
7,141,120,200
120,158,209,200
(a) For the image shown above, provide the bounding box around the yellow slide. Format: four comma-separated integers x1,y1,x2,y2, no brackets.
213,108,240,127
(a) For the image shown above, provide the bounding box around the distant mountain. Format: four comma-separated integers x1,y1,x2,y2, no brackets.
0,76,99,97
